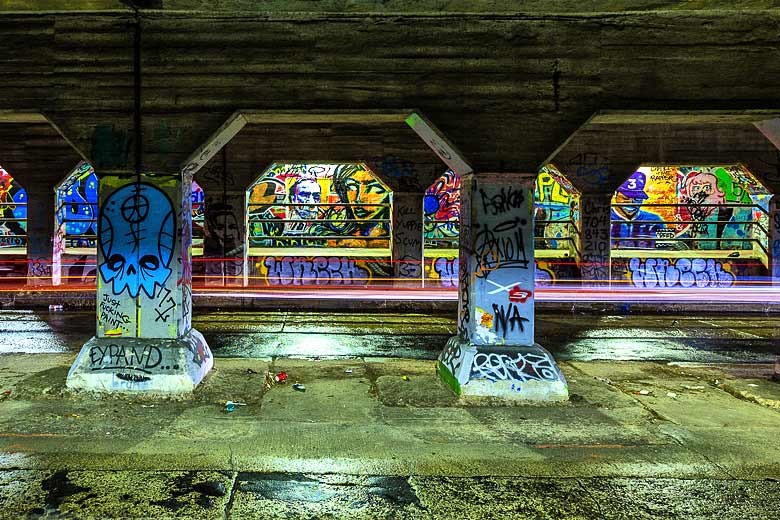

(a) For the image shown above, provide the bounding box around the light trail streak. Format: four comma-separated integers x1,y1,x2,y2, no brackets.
3,282,780,304
192,286,780,304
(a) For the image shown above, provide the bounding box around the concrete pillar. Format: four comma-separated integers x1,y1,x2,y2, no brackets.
67,173,212,394
437,172,568,402
25,185,55,286
392,192,424,286
203,188,246,287
769,194,780,286
51,212,64,286
579,193,613,287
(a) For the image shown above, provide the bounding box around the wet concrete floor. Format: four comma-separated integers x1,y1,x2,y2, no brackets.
1,309,780,518
5,470,780,519
1,309,778,363
0,354,779,519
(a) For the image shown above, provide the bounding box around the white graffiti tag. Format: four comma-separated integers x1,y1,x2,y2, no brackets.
470,350,560,384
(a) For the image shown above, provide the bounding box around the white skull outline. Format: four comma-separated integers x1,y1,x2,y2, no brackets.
99,182,176,298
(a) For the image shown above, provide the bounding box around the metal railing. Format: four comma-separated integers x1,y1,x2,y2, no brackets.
0,202,27,252
248,201,391,248
610,202,769,256
423,219,459,249
534,217,581,258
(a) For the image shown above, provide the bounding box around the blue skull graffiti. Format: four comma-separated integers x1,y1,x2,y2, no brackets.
99,182,176,298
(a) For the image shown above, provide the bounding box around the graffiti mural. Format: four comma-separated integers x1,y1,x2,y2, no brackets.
191,180,205,255
0,165,27,250
96,176,189,339
99,182,176,299
425,255,459,287
423,170,460,248
469,181,535,346
622,257,736,288
611,166,770,252
251,256,390,286
423,167,581,288
52,170,202,286
424,256,580,288
612,256,768,288
247,163,391,249
56,162,98,249
534,165,579,252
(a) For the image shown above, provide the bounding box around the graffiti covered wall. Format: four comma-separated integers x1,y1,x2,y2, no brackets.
424,167,580,287
424,255,578,288
0,166,27,251
96,176,191,339
612,257,765,288
191,180,205,256
423,170,460,249
611,166,770,252
249,255,391,286
247,163,391,249
56,162,98,249
467,179,535,346
535,165,579,253
53,163,98,285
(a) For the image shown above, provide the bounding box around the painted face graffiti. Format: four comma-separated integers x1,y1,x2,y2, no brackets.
681,171,725,218
290,178,321,220
343,169,388,220
99,182,176,299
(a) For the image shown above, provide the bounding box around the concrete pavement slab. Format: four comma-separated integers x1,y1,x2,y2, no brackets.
0,354,775,483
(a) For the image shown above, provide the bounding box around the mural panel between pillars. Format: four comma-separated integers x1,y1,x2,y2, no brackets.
392,192,424,285
438,173,568,403
203,189,245,286
67,174,212,394
25,187,55,286
770,194,780,286
579,193,613,287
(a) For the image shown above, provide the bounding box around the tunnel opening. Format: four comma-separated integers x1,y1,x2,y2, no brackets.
610,165,771,288
245,162,393,287
53,162,98,286
0,164,28,284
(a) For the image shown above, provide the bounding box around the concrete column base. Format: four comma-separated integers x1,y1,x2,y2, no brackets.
66,329,213,395
437,337,568,403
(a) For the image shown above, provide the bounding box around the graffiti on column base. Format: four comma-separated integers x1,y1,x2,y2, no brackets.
88,344,167,374
187,331,210,367
623,257,737,288
470,350,561,387
253,256,390,286
439,336,464,380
